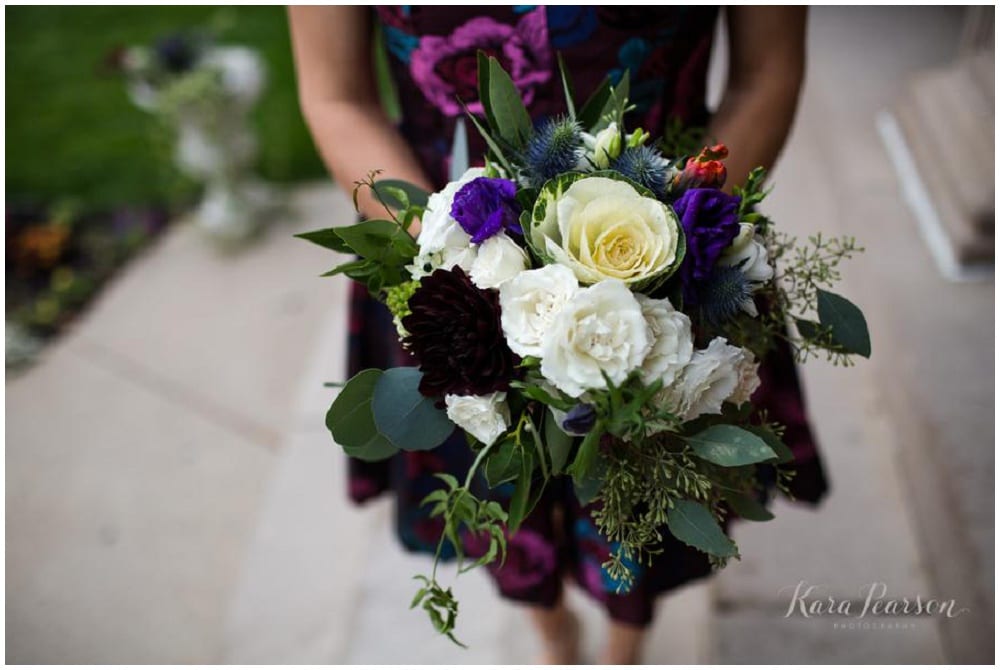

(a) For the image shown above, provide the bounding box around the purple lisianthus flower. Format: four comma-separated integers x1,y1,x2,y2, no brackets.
673,188,742,303
450,177,523,244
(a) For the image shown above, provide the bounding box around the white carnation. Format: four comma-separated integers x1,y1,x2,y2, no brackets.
663,337,744,421
470,233,530,289
499,264,579,358
540,280,651,398
410,168,485,279
635,295,694,387
728,349,761,406
444,392,510,446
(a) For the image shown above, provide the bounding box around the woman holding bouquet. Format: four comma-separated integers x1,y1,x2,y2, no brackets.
290,6,818,664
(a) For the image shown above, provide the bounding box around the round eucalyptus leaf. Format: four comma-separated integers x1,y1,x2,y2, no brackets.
372,367,456,451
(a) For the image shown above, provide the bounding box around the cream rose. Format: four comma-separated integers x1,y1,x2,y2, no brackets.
444,392,510,446
635,295,694,387
499,264,579,358
540,280,651,397
530,176,682,288
470,233,530,290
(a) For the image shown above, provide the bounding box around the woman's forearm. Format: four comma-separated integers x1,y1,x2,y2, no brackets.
708,6,806,190
288,5,431,230
302,98,433,226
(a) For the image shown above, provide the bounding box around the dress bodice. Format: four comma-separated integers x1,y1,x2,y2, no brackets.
373,6,719,188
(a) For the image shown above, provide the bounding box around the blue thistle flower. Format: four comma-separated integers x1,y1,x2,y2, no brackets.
611,145,668,198
699,264,753,326
522,118,583,188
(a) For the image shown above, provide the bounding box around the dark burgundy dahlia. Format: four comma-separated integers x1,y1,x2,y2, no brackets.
402,267,520,397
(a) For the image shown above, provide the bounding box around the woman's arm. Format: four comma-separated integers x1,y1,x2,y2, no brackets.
288,6,432,228
708,7,807,189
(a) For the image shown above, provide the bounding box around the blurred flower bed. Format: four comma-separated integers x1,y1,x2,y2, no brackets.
6,7,326,364
6,202,169,365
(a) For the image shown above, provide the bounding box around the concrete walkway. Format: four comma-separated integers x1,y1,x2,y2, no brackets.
6,6,992,665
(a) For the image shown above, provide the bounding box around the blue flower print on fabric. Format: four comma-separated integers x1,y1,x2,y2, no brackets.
383,24,419,64
545,6,598,49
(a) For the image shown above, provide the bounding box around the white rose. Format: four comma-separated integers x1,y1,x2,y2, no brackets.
530,176,681,288
469,233,530,289
728,349,761,406
410,168,485,279
662,337,744,421
635,295,694,387
445,392,510,446
499,264,579,358
540,280,651,398
582,122,622,169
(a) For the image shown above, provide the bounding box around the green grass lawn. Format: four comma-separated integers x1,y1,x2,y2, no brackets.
6,6,326,210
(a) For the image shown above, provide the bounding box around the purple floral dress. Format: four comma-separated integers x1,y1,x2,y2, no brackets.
347,5,828,628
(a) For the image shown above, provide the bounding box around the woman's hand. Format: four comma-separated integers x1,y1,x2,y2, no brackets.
288,6,432,233
709,7,807,190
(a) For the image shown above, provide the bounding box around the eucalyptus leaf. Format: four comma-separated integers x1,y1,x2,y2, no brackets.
817,289,871,357
724,491,774,522
747,425,794,464
326,369,398,462
372,367,456,451
507,449,535,532
666,500,737,557
568,427,601,479
686,424,776,467
572,454,606,506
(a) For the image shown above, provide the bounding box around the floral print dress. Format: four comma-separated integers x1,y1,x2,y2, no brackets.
347,5,828,628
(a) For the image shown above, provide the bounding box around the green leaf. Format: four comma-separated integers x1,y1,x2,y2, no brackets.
465,107,515,176
506,449,534,532
326,369,399,462
746,425,794,464
372,367,456,451
817,289,871,357
568,427,601,479
476,51,495,130
724,492,774,522
594,71,629,132
295,228,352,254
373,179,430,210
794,318,826,342
544,410,574,474
666,500,737,557
556,53,576,119
572,454,606,505
484,439,521,488
686,424,776,467
487,56,533,149
577,75,612,131
335,219,417,259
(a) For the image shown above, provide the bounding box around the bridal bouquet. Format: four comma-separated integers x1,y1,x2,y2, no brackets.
300,55,869,644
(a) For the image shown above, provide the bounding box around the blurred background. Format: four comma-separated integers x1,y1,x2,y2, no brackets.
5,5,995,665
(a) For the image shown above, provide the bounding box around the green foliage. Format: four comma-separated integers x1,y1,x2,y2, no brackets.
6,6,324,210
657,117,707,160
372,367,456,451
724,491,774,522
476,53,533,151
817,289,871,357
373,179,430,210
325,369,398,462
543,410,575,474
666,500,738,557
685,424,777,467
